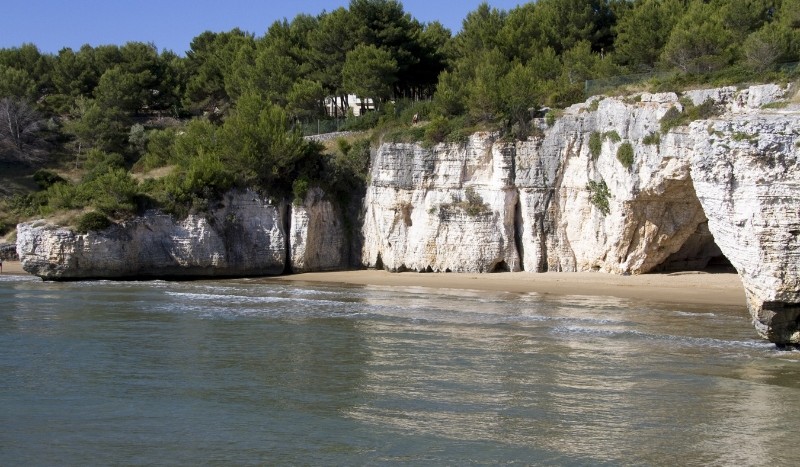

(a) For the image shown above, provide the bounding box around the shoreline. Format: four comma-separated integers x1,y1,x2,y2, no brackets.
3,260,747,309
268,269,747,309
0,261,26,276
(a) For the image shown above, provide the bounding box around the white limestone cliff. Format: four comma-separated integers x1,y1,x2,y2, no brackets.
17,189,288,279
690,112,800,344
362,83,799,344
361,134,520,273
290,187,349,273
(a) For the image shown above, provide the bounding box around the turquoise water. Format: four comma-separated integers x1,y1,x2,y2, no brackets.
1,274,799,465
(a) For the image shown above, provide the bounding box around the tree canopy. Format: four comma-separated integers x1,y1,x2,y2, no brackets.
1,0,798,227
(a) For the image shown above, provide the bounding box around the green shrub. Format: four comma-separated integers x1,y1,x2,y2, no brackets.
83,149,125,177
463,186,490,216
45,182,82,211
134,128,177,171
588,131,602,158
588,99,600,112
382,125,426,143
75,211,112,233
292,177,310,205
660,106,686,133
440,186,490,217
690,98,722,120
603,130,621,142
335,138,352,156
617,142,634,169
586,179,611,215
81,169,140,216
660,98,723,133
642,132,661,145
545,112,556,127
33,170,66,189
424,116,451,145
340,110,381,131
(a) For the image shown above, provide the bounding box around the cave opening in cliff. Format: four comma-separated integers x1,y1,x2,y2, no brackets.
491,260,511,273
652,222,734,273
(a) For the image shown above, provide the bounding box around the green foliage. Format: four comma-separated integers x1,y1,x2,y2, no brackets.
744,22,793,72
588,131,602,158
381,125,426,144
466,49,507,122
32,170,65,189
603,130,621,142
342,44,398,108
613,0,683,70
3,0,800,226
74,211,112,233
133,128,177,171
441,186,490,217
642,131,661,145
292,177,310,205
425,116,451,145
660,98,722,133
462,186,489,216
660,106,685,133
586,179,611,215
661,2,734,74
616,142,634,169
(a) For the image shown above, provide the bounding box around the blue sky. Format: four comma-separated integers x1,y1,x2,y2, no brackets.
2,1,524,55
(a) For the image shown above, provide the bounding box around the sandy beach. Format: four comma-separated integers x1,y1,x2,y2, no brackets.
2,260,747,309
0,261,25,275
270,269,747,309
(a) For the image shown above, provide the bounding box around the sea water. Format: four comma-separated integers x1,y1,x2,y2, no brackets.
1,274,799,465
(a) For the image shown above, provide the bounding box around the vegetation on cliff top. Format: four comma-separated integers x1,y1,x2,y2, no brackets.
1,0,799,235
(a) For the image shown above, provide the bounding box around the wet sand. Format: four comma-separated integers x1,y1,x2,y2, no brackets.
270,269,747,309
3,260,747,309
0,261,25,275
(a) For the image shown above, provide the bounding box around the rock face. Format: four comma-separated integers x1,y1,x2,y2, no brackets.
690,113,800,344
17,188,352,280
17,190,288,279
362,83,800,344
289,187,349,273
361,134,520,273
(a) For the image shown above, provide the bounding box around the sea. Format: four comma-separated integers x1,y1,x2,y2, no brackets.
1,273,799,466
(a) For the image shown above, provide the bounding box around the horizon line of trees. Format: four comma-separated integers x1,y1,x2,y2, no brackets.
2,0,799,165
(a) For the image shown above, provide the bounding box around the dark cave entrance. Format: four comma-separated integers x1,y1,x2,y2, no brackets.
652,222,734,273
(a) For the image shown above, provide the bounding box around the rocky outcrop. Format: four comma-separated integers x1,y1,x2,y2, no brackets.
17,190,288,279
690,113,800,344
362,83,799,344
361,135,520,273
289,187,349,273
0,243,18,261
17,188,352,280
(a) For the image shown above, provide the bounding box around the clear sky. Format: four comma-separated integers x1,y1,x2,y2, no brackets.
2,0,525,56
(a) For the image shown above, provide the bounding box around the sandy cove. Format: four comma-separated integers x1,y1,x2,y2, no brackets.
0,261,26,275
270,270,747,309
3,260,746,309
